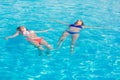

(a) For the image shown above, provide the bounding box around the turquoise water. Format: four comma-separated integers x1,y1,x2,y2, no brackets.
0,0,120,80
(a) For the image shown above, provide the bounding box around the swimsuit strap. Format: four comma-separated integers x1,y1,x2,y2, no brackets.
22,30,30,36
69,24,82,29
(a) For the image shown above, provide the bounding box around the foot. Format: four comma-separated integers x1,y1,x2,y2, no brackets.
46,50,51,56
70,45,74,53
38,46,44,50
47,45,53,50
38,50,43,56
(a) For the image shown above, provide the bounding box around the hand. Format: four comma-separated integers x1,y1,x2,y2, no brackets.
49,28,54,30
5,37,9,40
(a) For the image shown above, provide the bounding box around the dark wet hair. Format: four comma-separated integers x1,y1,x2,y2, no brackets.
75,20,84,26
16,26,29,32
81,20,84,25
16,26,22,31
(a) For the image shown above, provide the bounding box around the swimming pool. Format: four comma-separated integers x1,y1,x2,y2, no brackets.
0,0,120,80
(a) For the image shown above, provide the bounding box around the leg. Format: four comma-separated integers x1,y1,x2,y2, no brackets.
71,34,79,53
28,40,44,56
41,39,52,50
57,31,69,48
41,39,53,55
29,40,44,50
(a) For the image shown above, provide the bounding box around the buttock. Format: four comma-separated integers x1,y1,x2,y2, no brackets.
66,30,79,34
27,38,43,44
32,38,43,44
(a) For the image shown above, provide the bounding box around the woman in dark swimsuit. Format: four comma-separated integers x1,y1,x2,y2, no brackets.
57,20,87,53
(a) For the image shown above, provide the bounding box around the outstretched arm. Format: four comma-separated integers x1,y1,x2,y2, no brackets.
5,31,19,40
82,26,89,28
83,26,109,29
50,19,70,26
35,28,54,33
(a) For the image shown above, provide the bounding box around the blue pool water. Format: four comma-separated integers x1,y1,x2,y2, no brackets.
0,0,120,80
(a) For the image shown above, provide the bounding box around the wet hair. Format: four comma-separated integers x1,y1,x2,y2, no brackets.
81,21,84,26
16,26,29,32
16,26,22,31
75,20,84,26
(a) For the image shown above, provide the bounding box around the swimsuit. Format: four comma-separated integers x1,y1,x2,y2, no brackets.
31,38,43,44
69,24,83,29
27,37,43,44
22,31,43,44
66,30,79,34
22,31,30,36
66,24,83,34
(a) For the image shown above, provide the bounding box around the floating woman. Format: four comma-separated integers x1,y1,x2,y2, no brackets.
5,26,53,54
56,20,87,53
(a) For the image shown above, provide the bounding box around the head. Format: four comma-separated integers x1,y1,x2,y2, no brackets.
74,20,84,26
17,26,27,32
